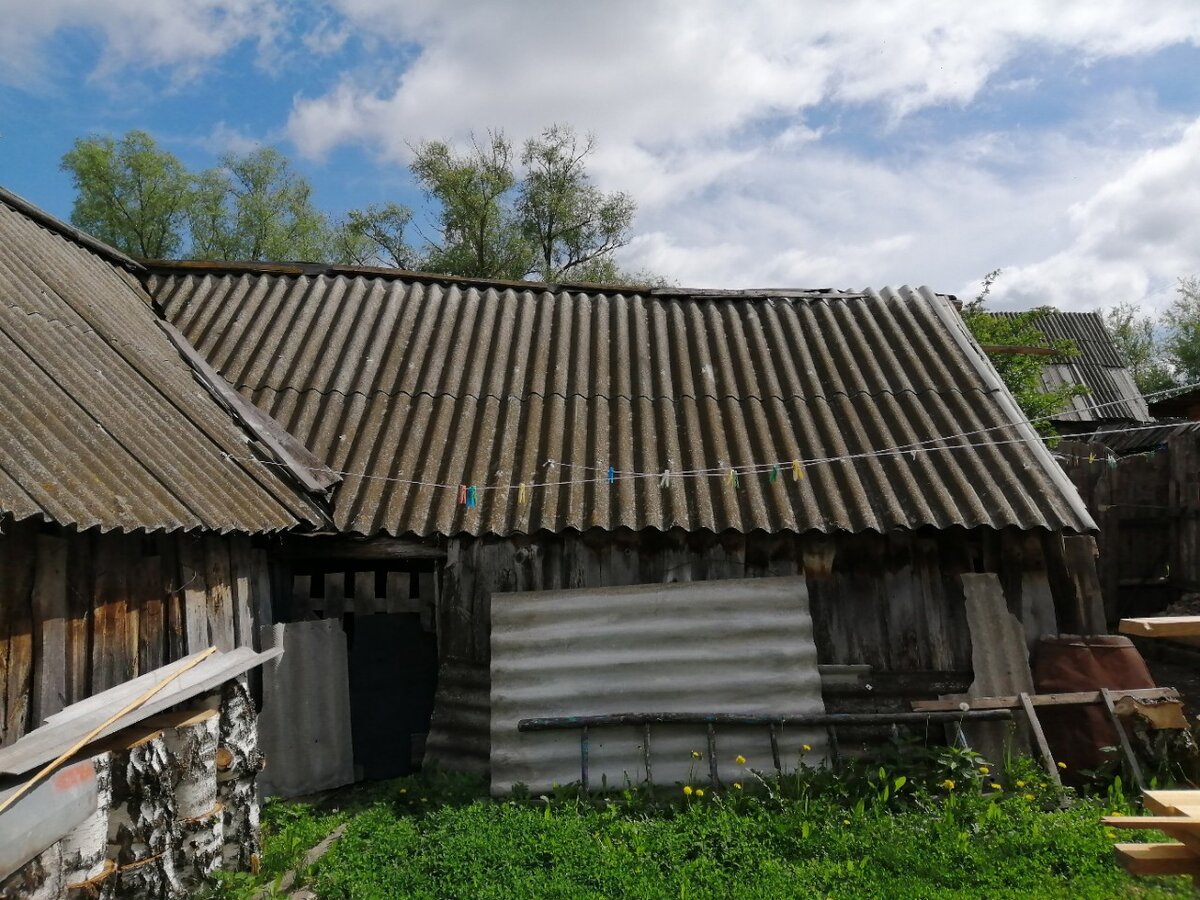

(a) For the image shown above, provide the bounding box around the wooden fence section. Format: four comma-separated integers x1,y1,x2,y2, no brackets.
0,519,272,747
1060,434,1200,624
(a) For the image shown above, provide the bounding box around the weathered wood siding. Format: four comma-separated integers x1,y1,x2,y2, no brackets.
0,519,272,747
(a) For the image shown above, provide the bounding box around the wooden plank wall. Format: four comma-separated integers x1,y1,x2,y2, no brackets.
0,519,273,747
439,526,1066,673
1060,436,1196,623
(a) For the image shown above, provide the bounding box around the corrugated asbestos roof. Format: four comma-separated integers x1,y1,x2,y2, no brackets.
992,311,1151,423
147,265,1096,537
0,189,325,533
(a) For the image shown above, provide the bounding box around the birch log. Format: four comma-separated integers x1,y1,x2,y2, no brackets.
155,709,223,889
218,677,264,870
108,730,180,898
0,842,63,900
61,750,116,897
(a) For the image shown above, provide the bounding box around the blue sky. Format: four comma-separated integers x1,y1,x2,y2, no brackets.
3,1,1200,311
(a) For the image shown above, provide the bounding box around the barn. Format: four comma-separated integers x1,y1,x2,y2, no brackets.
142,260,1100,787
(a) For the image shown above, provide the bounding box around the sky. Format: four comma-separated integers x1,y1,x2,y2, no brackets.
2,1,1200,311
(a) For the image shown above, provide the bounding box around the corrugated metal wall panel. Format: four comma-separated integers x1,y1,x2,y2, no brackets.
150,265,1095,537
489,576,825,794
0,192,321,533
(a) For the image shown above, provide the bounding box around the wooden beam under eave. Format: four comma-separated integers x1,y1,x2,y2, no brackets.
277,535,447,561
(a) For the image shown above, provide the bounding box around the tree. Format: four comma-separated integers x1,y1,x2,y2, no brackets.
961,269,1086,436
1163,276,1200,385
188,148,330,263
517,125,635,282
1103,301,1176,394
330,203,416,269
60,130,193,258
410,133,534,280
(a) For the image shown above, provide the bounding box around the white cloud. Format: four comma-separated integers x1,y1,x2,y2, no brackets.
997,118,1200,312
0,0,285,88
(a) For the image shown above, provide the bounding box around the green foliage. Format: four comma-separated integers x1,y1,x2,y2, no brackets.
1164,276,1200,385
188,148,330,263
518,124,636,282
962,270,1086,436
330,202,416,268
61,130,193,258
410,132,534,280
1104,301,1177,394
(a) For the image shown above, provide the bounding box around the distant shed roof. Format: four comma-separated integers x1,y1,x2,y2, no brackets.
147,263,1095,538
0,188,326,533
992,310,1151,424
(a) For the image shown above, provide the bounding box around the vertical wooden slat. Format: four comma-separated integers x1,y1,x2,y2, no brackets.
132,542,164,675
324,571,347,619
291,575,311,622
91,532,131,693
64,531,93,706
203,536,235,653
250,549,273,647
31,532,68,723
178,536,210,655
385,570,411,614
160,534,185,663
352,571,373,617
1,524,35,744
228,538,256,649
419,570,436,632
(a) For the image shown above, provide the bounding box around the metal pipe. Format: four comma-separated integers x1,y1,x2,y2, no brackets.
519,709,1014,731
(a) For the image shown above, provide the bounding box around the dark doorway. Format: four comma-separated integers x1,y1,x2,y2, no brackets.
347,612,438,779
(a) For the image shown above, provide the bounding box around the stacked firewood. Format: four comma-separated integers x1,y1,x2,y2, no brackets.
0,681,261,899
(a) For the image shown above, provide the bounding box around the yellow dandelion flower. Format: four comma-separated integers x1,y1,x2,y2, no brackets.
989,783,1002,790
691,750,702,759
802,744,812,752
696,789,705,798
842,819,850,825
398,788,407,794
1024,793,1035,801
683,785,693,796
1015,780,1026,788
734,782,743,790
941,779,955,790
979,766,990,775
1110,811,1123,817
735,755,747,766
1057,761,1067,770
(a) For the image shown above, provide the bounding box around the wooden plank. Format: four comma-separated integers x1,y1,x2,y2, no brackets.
1,524,35,744
177,536,211,655
228,538,256,649
326,571,347,619
290,575,312,622
131,541,164,677
418,570,436,632
1019,692,1062,786
203,536,235,653
385,570,412,614
64,532,93,707
1120,616,1200,638
351,571,373,617
159,534,185,663
250,549,274,643
1102,687,1145,792
90,532,131,693
912,687,1179,712
1104,816,1200,829
31,533,68,724
1113,843,1200,877
1145,790,1200,817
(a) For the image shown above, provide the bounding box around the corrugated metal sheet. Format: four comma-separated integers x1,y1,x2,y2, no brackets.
992,311,1152,423
257,620,354,798
424,659,490,773
149,265,1095,536
0,191,323,533
489,576,825,794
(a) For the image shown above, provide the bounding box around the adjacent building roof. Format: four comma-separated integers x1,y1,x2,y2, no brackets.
0,188,327,533
992,310,1151,425
147,262,1095,537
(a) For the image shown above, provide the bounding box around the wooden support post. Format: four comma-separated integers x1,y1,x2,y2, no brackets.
706,723,719,787
31,533,68,724
1019,692,1062,786
580,726,589,792
642,723,653,786
1101,687,1145,792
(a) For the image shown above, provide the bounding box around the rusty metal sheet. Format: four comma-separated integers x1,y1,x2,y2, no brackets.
0,188,323,533
489,576,825,794
149,263,1095,538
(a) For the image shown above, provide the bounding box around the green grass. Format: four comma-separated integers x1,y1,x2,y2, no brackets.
209,757,1197,899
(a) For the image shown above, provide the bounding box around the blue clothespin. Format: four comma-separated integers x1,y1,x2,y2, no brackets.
608,466,616,485
466,485,478,509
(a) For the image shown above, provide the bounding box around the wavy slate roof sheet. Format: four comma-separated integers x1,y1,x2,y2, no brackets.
148,265,1095,537
0,190,324,533
992,310,1151,424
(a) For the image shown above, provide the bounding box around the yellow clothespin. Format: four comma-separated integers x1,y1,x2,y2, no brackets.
518,482,528,504
792,459,805,481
